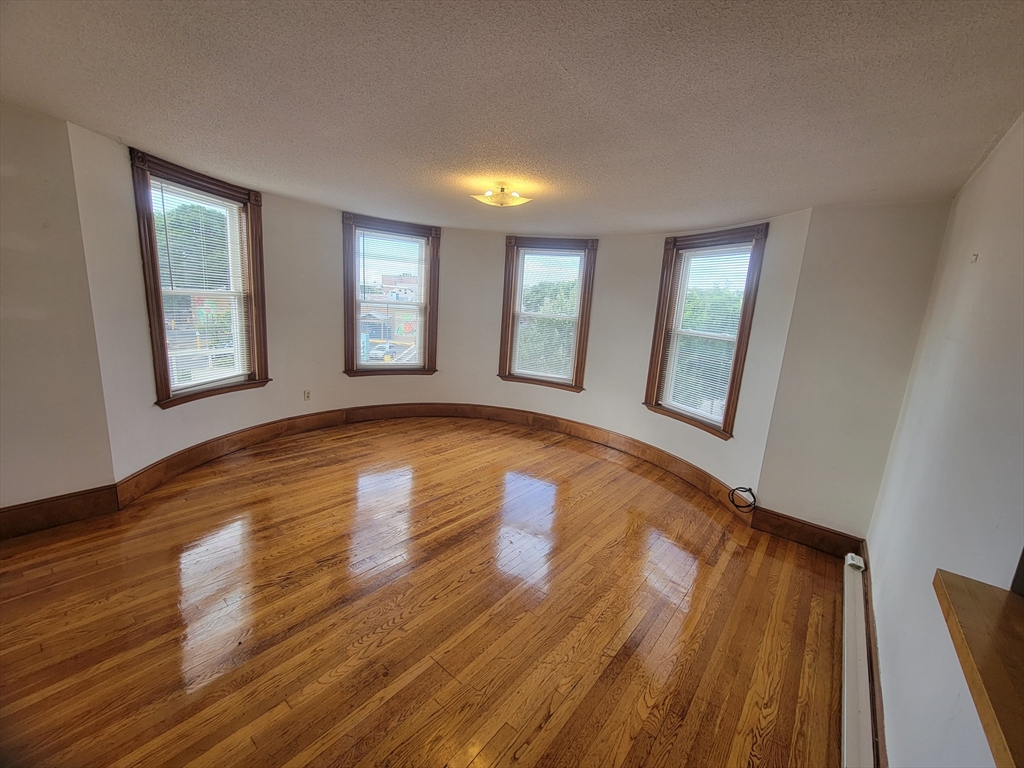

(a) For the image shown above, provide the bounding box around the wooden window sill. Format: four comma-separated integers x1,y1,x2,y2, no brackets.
156,378,271,409
642,402,732,440
343,368,438,377
933,569,1024,768
497,374,583,393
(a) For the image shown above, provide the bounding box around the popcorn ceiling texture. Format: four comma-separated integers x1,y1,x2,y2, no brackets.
1,0,1021,235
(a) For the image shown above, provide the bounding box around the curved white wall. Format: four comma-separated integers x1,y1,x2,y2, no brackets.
69,125,352,481
3,102,1020,768
2,104,950,547
65,119,811,493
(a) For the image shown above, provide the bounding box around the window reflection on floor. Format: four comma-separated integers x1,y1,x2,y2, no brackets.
498,472,555,590
178,517,251,692
643,529,699,610
350,468,412,574
636,529,700,683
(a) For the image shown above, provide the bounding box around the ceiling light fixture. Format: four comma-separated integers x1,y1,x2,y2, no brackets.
471,186,532,207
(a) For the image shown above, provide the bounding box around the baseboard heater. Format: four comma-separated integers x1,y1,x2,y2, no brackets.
843,552,874,768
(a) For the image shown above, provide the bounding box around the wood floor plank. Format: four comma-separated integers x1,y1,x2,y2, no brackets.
636,536,784,768
0,417,842,767
787,551,827,767
723,542,810,766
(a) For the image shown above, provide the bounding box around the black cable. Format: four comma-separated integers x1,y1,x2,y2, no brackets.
728,486,757,512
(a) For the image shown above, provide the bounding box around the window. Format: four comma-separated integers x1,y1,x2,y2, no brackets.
342,213,440,375
498,236,598,392
130,149,269,408
644,223,768,439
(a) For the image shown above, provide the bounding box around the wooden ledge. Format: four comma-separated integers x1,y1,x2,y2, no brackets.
933,569,1024,768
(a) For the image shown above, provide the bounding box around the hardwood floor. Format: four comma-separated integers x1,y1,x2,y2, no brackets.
0,418,842,767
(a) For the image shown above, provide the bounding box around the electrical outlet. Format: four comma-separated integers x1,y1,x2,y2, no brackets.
303,390,311,401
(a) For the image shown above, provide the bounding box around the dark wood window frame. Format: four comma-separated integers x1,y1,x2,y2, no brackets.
130,149,270,409
498,235,598,393
342,212,441,376
643,223,768,439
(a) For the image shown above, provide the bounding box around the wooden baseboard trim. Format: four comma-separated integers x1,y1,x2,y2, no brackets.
0,404,890,766
0,485,119,540
753,506,887,767
0,403,751,540
115,409,350,508
861,545,889,768
751,505,863,559
342,403,746,517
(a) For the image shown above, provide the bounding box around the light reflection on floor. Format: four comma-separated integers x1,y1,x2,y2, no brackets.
350,468,412,573
497,471,555,590
640,527,700,673
178,517,251,692
643,528,699,606
0,419,842,767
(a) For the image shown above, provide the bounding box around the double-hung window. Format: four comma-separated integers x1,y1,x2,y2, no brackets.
342,213,440,375
130,149,269,408
498,236,598,392
644,224,768,438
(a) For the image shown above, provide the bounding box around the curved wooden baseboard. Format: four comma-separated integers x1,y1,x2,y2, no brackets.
1,403,749,540
114,408,350,508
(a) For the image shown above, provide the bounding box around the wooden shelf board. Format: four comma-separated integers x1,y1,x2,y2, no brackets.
933,568,1024,768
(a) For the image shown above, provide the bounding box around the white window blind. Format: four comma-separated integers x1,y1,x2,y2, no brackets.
355,228,428,368
511,248,584,382
659,243,753,427
150,177,251,393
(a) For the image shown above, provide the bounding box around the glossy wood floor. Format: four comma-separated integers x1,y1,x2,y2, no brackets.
0,418,842,767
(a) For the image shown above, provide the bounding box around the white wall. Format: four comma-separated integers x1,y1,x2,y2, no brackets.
0,104,113,505
330,213,811,495
10,106,957,562
757,201,950,536
64,120,811,493
69,124,351,480
5,96,1019,768
867,115,1024,768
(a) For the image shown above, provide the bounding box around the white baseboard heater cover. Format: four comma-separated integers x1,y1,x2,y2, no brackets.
843,552,874,768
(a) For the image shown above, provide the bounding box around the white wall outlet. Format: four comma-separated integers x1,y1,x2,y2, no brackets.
303,389,311,401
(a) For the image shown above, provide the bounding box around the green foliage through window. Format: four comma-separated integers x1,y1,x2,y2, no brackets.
513,279,579,378
681,285,744,335
661,246,753,426
151,181,245,390
521,279,579,316
154,203,232,291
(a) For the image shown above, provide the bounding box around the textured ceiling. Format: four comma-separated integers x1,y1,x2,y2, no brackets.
1,0,1022,235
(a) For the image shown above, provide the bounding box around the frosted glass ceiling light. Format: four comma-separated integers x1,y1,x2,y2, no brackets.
471,186,532,207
